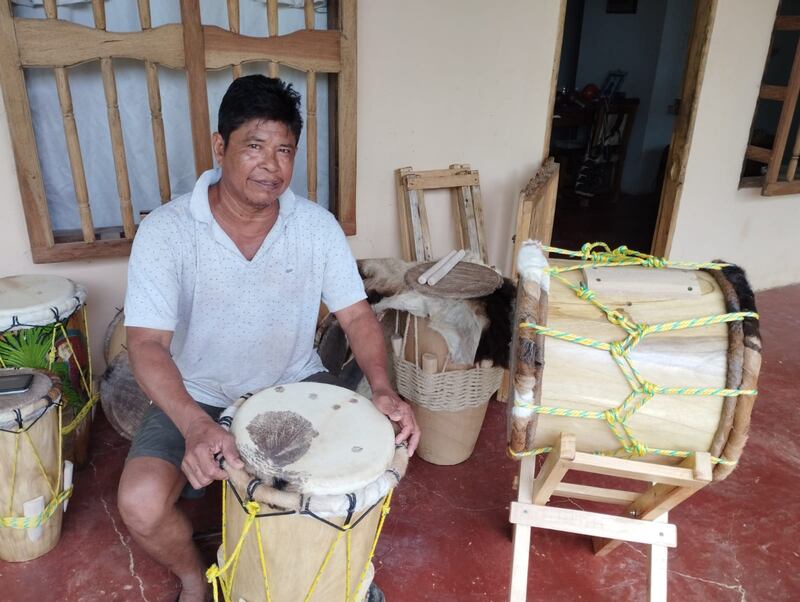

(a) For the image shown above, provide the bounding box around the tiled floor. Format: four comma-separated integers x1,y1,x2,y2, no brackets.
1,285,798,601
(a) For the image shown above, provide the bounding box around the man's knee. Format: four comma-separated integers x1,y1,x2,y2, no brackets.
118,458,183,536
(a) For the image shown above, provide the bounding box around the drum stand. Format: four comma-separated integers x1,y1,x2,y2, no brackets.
508,433,713,602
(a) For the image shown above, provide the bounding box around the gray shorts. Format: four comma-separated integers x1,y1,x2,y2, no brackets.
126,371,350,469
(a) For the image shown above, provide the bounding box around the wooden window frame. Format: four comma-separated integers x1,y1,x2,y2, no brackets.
742,14,800,196
0,0,357,264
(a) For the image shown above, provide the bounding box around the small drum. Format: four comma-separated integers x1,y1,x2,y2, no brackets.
0,369,71,562
209,383,407,602
99,308,150,440
0,275,95,466
509,242,762,480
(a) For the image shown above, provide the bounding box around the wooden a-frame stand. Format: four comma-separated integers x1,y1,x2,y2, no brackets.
508,433,713,601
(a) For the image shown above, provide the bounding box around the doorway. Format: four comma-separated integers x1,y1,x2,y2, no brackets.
545,0,712,255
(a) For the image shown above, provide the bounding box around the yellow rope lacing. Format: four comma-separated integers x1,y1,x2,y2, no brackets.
206,481,393,602
508,243,759,465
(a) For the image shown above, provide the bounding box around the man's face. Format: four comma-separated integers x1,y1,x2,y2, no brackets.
213,118,297,210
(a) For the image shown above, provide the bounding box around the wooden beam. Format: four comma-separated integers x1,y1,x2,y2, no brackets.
508,455,536,602
532,433,575,505
31,238,133,264
647,514,669,602
746,144,773,164
336,0,357,235
226,0,243,79
775,15,800,31
509,503,677,548
306,70,317,201
567,452,700,488
764,34,800,185
203,27,342,73
15,20,185,69
405,173,480,190
763,179,800,195
541,0,567,162
0,0,54,253
551,483,640,505
180,0,213,176
267,0,279,77
759,84,787,101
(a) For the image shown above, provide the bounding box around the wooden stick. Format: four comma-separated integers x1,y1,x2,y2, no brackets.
427,249,466,286
93,0,135,239
267,0,279,77
137,0,171,204
305,0,315,30
306,70,317,201
180,0,213,176
227,0,243,79
417,249,457,284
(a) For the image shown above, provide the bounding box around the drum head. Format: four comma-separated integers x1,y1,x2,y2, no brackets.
0,275,87,331
0,368,60,428
232,383,395,496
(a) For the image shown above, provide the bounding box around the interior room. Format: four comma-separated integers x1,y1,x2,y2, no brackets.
0,1,798,601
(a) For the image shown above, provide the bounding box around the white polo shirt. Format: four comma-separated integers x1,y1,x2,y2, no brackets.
124,168,366,408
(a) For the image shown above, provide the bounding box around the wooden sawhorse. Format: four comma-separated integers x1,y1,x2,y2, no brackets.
508,433,712,601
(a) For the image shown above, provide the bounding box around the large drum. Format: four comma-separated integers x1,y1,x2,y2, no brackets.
0,369,71,561
209,382,407,601
509,242,761,481
0,275,95,465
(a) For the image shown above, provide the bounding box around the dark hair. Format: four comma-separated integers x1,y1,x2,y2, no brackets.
217,75,303,146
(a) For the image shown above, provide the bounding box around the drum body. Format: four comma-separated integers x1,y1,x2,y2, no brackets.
0,275,93,466
400,314,499,465
512,249,761,479
0,370,64,562
215,383,405,601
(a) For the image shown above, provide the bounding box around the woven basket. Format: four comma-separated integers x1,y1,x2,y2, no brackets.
393,355,503,412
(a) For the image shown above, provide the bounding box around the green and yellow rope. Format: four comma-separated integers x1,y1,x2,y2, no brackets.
509,243,759,466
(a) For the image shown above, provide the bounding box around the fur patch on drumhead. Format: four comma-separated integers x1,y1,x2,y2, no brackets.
246,410,319,471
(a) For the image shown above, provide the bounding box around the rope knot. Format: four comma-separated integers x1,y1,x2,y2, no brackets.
205,565,220,581
643,256,667,269
244,500,261,516
576,284,596,302
604,408,621,426
632,441,648,457
640,381,657,396
609,341,625,357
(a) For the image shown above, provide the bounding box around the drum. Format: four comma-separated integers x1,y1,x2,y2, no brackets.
99,308,150,440
397,313,502,465
0,369,72,562
209,383,407,601
0,275,95,466
509,242,762,480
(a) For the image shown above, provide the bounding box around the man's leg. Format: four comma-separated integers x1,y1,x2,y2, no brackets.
118,457,207,601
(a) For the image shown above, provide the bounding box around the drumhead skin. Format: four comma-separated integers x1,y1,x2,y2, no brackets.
0,275,87,332
231,383,395,496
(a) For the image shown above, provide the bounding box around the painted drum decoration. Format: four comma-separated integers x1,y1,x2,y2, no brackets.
0,275,96,466
208,383,407,602
508,241,761,481
0,369,72,562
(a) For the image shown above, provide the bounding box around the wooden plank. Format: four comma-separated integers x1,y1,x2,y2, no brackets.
396,167,414,261
137,1,171,205
759,84,787,101
468,182,489,264
326,0,340,229
406,188,433,261
337,0,357,235
93,0,135,239
267,0,279,77
15,20,185,69
775,15,800,31
568,452,700,488
532,433,575,505
509,503,677,548
511,158,559,279
405,173,480,190
552,483,640,505
583,265,700,299
508,455,536,602
180,0,212,177
764,35,800,186
306,70,317,201
32,238,133,264
226,0,243,79
0,0,54,253
763,179,800,195
541,0,568,162
651,0,717,257
457,185,480,257
746,144,773,164
204,27,342,73
647,514,669,602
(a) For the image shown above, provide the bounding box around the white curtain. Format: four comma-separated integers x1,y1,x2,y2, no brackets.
13,0,331,233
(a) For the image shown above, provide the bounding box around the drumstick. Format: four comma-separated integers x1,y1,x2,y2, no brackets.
417,249,458,284
427,249,466,286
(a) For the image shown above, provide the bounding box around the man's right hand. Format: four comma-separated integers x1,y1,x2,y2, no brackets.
181,415,244,489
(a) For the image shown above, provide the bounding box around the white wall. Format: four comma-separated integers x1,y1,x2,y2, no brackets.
670,0,800,290
0,0,558,369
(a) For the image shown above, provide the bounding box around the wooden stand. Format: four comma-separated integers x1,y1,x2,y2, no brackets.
508,433,713,602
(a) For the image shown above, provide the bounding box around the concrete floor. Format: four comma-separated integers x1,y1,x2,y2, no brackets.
0,284,798,601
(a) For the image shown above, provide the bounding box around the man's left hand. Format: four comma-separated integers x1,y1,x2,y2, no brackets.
371,386,420,457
